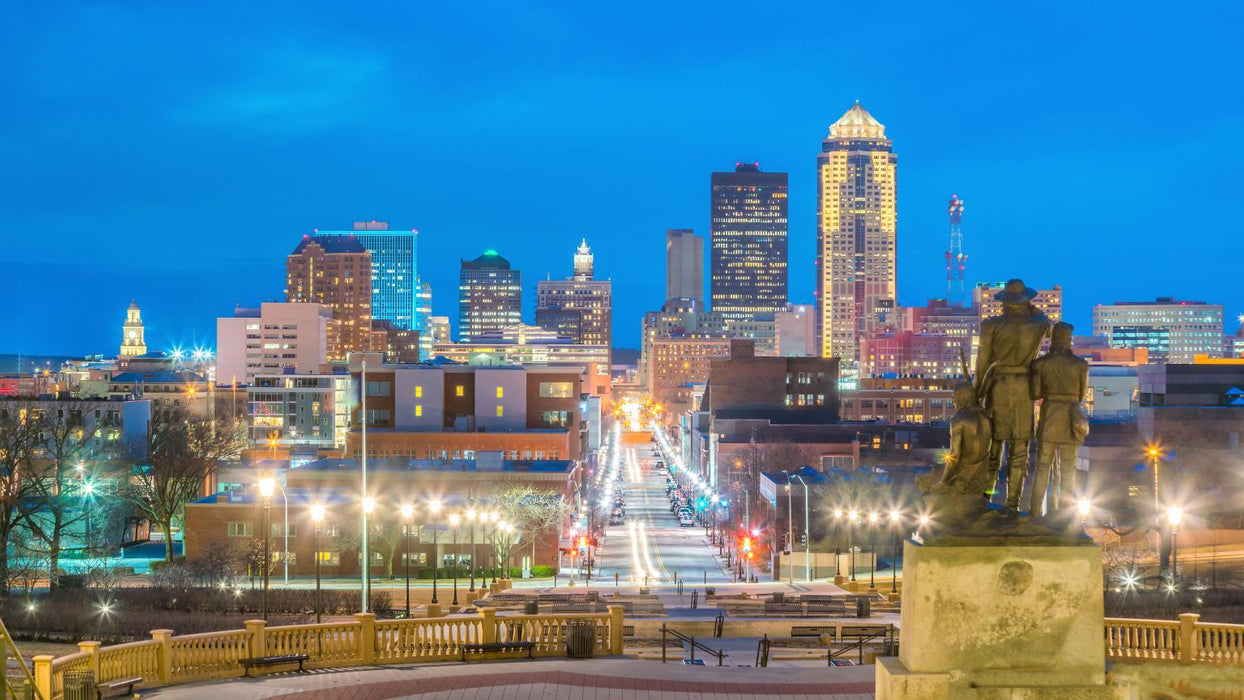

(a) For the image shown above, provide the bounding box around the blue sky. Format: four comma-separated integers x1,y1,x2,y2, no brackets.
2,1,1241,354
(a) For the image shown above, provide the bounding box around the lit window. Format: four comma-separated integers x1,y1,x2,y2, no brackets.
496,406,504,417
415,386,423,398
415,405,423,417
455,385,464,397
496,386,504,398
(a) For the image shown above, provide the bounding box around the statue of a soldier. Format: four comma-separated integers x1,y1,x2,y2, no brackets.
1028,322,1090,515
976,279,1051,510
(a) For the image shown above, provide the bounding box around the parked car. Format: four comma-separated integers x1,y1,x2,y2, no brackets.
678,514,695,527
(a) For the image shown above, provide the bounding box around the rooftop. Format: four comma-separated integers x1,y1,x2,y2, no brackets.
291,235,369,255
828,101,885,139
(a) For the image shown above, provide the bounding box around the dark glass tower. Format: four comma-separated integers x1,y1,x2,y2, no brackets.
458,250,522,341
710,163,788,320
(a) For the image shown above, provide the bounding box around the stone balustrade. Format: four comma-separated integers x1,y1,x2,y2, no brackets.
31,606,625,700
1104,613,1244,666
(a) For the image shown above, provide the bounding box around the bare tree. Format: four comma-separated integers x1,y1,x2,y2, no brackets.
127,409,245,561
22,402,104,588
0,403,39,594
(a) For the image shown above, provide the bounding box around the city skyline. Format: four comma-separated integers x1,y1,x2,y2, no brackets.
3,3,1242,354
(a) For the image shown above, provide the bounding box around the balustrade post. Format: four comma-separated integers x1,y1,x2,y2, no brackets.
1178,613,1201,664
151,629,174,684
608,605,625,655
33,655,53,699
245,619,267,660
480,608,497,644
78,641,101,680
355,612,377,665
426,603,443,618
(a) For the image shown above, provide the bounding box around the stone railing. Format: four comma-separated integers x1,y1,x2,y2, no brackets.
1105,613,1244,665
32,606,624,699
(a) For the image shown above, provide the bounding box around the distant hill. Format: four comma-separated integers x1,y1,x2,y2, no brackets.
0,354,77,374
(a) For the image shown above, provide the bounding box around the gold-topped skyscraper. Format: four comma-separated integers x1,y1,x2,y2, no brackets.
816,102,898,361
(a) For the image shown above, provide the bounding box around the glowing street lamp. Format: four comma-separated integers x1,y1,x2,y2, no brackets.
258,475,276,620
888,509,901,593
466,507,478,592
449,513,461,606
310,504,326,623
400,503,415,617
428,498,442,604
867,511,880,590
1167,506,1184,586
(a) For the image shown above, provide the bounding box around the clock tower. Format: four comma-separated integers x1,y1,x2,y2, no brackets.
120,301,147,357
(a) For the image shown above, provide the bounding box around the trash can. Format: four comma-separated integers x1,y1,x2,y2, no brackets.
524,600,539,615
771,592,785,603
566,619,595,658
63,670,95,700
705,586,716,596
855,597,871,618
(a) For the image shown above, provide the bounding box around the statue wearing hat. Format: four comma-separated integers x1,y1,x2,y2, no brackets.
1029,322,1090,515
975,279,1051,510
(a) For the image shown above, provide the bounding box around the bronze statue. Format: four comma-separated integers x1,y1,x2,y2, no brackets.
975,279,1051,510
1029,322,1090,515
921,382,994,518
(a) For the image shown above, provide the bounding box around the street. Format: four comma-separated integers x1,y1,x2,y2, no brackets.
590,441,731,585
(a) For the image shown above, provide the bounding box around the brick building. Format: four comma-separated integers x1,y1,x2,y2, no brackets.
286,235,374,359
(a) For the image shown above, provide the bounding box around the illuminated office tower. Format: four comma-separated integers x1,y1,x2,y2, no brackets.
665,228,704,304
816,102,898,361
459,250,522,341
1092,297,1224,363
286,235,373,359
314,221,420,334
536,240,612,353
710,162,788,320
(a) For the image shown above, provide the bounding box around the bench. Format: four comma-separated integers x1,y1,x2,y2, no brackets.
460,641,536,662
95,677,142,699
841,625,891,640
239,654,310,677
791,626,838,639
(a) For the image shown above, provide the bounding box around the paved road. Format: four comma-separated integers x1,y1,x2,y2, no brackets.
591,442,731,586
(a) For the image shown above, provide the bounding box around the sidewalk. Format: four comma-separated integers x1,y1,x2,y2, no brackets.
141,657,875,699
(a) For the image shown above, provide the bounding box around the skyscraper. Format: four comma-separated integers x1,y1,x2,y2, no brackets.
816,102,898,361
665,228,703,304
286,235,373,359
458,250,522,341
710,162,788,319
536,240,612,353
315,221,421,333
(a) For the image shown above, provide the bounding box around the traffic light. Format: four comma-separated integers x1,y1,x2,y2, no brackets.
800,533,807,547
578,536,588,553
741,537,752,554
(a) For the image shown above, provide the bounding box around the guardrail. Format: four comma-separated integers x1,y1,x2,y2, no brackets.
1105,613,1244,665
32,606,624,700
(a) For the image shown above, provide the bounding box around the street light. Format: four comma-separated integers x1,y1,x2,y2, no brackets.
258,475,276,621
310,504,325,623
466,507,477,592
449,512,461,606
784,475,793,585
1167,506,1184,587
867,511,880,590
792,473,810,583
848,510,859,581
888,509,901,594
361,497,375,608
401,504,415,617
428,498,442,604
832,509,844,579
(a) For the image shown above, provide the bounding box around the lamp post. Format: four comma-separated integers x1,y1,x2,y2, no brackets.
401,504,415,617
1167,507,1183,587
792,473,810,583
888,509,901,594
449,513,461,606
362,497,375,609
310,504,325,623
360,358,370,614
867,511,879,590
82,481,95,557
258,475,276,621
428,499,442,604
466,507,477,592
784,476,793,585
848,510,858,581
490,514,501,583
832,509,844,579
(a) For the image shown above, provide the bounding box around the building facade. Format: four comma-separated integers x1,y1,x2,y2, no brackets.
665,229,704,304
974,283,1063,325
315,222,421,336
817,102,898,361
459,250,522,342
648,337,737,411
710,163,788,320
285,236,374,359
858,331,971,379
120,301,147,357
249,373,352,450
775,304,817,357
535,240,612,353
839,377,958,423
1093,297,1224,363
216,302,336,385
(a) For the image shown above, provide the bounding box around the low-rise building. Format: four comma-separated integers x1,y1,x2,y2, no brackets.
217,302,337,385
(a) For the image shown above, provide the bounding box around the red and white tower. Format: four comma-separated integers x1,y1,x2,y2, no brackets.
944,195,967,306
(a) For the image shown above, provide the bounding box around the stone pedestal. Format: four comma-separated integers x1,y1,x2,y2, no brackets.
876,540,1119,699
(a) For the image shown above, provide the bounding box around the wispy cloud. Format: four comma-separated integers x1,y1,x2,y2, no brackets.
177,43,390,134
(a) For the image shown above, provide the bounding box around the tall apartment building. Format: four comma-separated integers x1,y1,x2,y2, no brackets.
974,283,1063,325
665,229,704,304
710,163,788,319
314,222,421,336
216,302,336,384
1093,298,1224,363
817,102,898,361
458,250,522,341
285,236,373,358
536,240,612,354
